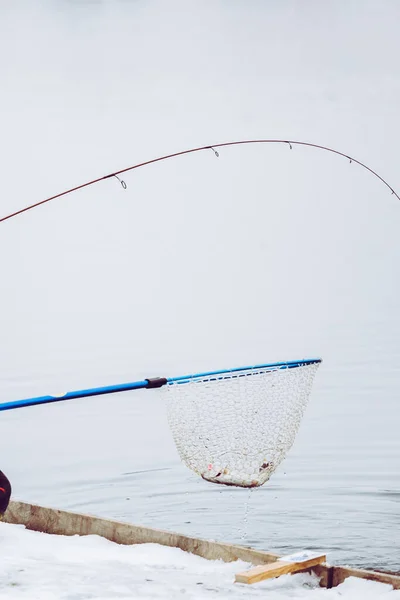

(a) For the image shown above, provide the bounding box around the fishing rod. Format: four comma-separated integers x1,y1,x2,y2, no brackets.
0,139,398,224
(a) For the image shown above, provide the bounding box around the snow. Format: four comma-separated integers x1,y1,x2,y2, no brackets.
0,522,398,600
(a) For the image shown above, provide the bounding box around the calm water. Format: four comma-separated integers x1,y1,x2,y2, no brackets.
0,0,399,574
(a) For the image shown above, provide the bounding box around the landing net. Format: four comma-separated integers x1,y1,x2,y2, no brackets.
164,360,320,488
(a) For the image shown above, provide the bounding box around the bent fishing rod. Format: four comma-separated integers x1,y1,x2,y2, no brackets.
0,139,398,224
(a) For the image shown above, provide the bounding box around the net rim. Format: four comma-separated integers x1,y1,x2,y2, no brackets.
166,358,321,386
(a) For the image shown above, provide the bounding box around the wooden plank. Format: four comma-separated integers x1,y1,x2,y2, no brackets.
331,566,400,590
235,551,326,584
4,500,279,565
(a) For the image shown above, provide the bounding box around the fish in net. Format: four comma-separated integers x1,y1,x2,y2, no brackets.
163,360,321,488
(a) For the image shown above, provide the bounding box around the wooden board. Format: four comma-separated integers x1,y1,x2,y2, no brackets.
3,500,279,565
235,551,326,584
331,566,400,590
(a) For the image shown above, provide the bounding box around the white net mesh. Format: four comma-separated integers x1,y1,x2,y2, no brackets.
163,362,320,488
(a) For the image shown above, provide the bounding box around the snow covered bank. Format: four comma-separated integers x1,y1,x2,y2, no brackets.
0,522,398,599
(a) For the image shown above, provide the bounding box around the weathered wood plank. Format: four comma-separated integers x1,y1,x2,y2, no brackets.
331,566,400,590
4,500,279,565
